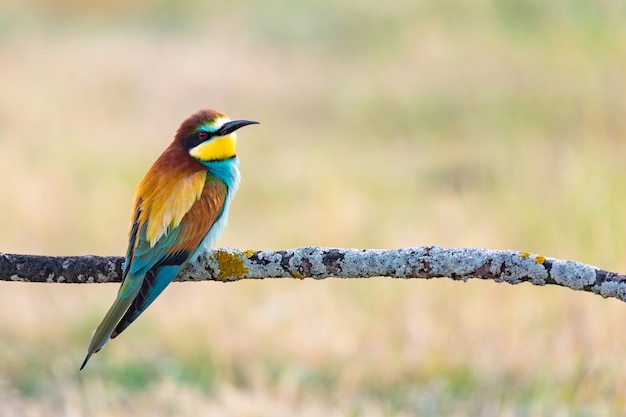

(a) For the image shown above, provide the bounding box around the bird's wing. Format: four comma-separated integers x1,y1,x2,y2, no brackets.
82,171,226,367
111,175,228,338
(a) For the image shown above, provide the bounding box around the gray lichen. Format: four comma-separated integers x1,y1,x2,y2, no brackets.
1,246,625,303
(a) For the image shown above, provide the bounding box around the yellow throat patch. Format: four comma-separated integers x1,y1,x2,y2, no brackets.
189,133,237,162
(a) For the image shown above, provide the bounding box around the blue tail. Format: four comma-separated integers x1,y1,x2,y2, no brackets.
111,265,181,339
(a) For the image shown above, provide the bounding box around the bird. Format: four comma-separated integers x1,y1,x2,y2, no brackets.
80,109,258,370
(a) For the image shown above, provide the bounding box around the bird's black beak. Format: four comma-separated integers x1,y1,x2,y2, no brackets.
217,119,259,136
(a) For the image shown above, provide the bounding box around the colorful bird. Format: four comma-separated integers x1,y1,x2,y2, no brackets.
80,109,258,370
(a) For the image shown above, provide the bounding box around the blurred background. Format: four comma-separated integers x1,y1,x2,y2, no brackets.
1,0,626,415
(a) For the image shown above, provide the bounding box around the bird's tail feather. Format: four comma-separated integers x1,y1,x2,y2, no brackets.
80,284,141,370
111,265,180,339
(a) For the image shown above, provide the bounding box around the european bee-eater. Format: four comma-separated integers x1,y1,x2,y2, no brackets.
80,109,258,370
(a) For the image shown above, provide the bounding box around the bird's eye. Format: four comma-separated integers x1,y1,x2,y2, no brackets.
198,131,209,140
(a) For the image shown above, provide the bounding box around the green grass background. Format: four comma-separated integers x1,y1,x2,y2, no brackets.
1,0,626,415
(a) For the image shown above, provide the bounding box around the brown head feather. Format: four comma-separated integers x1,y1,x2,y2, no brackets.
174,109,226,144
131,109,225,217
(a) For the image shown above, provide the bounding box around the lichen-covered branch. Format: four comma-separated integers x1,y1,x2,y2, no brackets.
1,246,626,302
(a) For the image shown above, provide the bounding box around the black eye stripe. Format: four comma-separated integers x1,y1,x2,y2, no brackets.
181,132,212,150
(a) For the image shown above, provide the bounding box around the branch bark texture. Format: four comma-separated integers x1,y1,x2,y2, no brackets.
1,246,625,303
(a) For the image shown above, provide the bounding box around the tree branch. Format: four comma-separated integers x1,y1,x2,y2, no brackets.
1,246,625,302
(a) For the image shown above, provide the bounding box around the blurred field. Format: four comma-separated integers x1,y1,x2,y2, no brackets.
1,1,626,415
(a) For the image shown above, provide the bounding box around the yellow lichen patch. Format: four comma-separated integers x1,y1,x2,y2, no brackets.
520,252,530,259
212,250,249,281
243,249,256,258
291,270,304,280
534,255,546,264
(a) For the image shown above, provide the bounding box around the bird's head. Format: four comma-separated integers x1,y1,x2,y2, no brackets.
176,109,259,163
